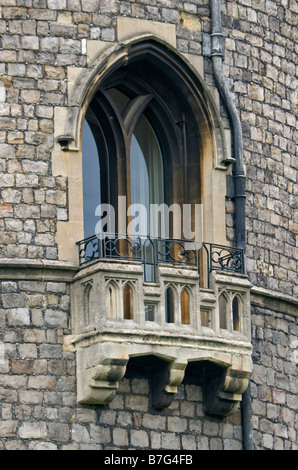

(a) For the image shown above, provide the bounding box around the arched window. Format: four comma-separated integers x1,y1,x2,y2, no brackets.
232,296,241,332
123,283,134,320
219,293,228,330
83,282,92,326
181,288,190,325
165,286,175,324
107,281,118,319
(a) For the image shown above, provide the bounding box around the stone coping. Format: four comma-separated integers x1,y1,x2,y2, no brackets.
0,258,78,282
251,286,298,317
66,327,253,356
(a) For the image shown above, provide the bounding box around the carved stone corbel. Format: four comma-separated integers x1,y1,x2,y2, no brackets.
204,363,251,417
77,358,128,405
151,359,187,410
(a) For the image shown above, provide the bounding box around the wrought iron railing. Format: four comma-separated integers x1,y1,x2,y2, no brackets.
76,234,244,287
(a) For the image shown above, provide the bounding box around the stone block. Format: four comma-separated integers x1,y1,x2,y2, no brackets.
11,360,34,375
48,423,70,442
39,344,63,359
142,414,166,431
203,420,219,437
161,8,179,23
31,442,58,450
7,308,30,326
18,422,48,439
18,390,43,405
160,432,180,450
130,430,149,448
89,424,111,444
45,309,67,328
28,375,57,390
168,416,188,433
113,428,129,447
0,421,18,438
18,344,38,359
125,395,149,412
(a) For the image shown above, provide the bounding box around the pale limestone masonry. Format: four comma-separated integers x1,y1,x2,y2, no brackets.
0,0,297,451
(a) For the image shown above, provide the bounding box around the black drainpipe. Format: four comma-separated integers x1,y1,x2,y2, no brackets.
210,0,254,450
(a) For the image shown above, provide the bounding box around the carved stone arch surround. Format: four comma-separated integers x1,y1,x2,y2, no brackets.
56,34,228,164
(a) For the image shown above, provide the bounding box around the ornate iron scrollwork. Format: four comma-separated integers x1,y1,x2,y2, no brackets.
77,234,245,287
209,244,244,273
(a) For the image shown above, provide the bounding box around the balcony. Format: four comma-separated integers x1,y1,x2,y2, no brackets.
68,234,252,416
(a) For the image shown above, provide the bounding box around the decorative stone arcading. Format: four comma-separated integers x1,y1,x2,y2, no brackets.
67,260,253,416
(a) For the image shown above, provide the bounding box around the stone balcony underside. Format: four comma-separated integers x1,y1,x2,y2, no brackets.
67,259,253,417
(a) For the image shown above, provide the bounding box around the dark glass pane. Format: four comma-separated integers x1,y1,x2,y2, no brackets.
130,114,164,238
82,120,101,239
165,287,175,323
219,293,228,330
232,296,240,332
145,304,155,322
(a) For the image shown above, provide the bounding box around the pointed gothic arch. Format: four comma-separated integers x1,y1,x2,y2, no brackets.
55,36,232,263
